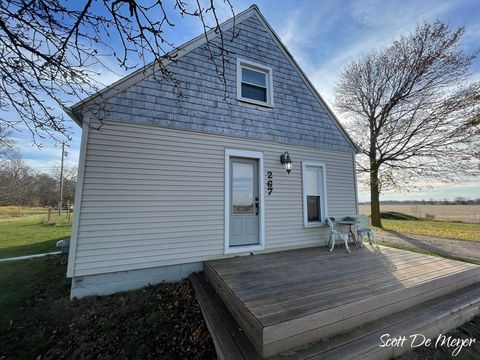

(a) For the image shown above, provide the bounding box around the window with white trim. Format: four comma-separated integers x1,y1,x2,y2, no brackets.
302,162,327,227
237,59,273,106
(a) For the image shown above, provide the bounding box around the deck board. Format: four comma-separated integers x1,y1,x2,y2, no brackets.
205,245,480,358
255,261,471,321
218,250,441,293
242,254,445,304
262,263,478,327
226,251,417,283
246,256,447,309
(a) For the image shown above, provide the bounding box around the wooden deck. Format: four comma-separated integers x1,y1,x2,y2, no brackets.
204,246,480,358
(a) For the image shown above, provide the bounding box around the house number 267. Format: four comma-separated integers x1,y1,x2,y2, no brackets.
267,171,273,195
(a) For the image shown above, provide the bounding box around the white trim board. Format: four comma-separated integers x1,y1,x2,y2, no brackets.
353,152,359,215
67,120,90,277
224,149,265,255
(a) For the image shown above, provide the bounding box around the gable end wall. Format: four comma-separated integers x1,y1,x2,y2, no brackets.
94,14,353,153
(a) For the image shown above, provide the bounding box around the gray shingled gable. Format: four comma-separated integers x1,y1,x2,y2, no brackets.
76,8,355,152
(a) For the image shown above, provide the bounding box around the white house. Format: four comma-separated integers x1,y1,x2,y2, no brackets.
66,5,359,298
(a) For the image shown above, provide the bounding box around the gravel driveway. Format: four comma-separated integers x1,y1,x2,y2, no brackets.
374,229,480,263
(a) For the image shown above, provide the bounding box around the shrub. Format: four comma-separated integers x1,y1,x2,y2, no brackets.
424,213,436,221
380,211,421,220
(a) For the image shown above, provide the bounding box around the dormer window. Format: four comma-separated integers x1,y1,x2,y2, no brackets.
237,59,273,107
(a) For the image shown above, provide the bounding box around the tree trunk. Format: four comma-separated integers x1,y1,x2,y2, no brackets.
370,165,382,227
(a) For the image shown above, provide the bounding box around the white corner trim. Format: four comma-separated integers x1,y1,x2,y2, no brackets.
353,152,359,215
66,121,89,277
301,161,328,228
224,149,265,255
236,57,274,107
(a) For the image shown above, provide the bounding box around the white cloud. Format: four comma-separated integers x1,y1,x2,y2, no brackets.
9,123,81,174
349,0,455,28
278,9,315,65
463,22,480,47
23,158,78,173
277,1,344,75
301,0,459,106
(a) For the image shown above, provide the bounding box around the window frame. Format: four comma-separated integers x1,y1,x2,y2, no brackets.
302,161,328,228
236,58,274,107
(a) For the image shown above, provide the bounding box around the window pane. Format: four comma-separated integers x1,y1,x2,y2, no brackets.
232,162,254,214
241,83,267,102
242,67,266,87
305,168,319,195
307,196,320,221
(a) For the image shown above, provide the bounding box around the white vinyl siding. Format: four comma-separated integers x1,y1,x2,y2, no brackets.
72,120,356,277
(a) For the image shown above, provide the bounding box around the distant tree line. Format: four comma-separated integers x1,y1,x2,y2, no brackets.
360,198,480,206
0,131,76,209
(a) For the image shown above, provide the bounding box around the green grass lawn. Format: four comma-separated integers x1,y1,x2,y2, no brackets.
378,219,480,242
0,207,71,259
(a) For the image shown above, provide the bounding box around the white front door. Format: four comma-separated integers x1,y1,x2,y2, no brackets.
225,149,265,254
229,157,259,246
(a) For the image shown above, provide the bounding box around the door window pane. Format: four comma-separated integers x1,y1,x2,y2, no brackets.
232,162,254,213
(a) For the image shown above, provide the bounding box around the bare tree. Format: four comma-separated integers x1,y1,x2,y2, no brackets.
335,20,480,227
52,165,77,205
0,0,236,143
33,173,58,207
0,162,76,207
62,166,78,204
0,153,35,210
462,93,480,137
0,125,17,158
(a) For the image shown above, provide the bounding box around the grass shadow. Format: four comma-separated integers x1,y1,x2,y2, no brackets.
0,256,70,331
0,238,66,260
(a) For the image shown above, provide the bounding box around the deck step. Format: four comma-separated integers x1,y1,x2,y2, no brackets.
271,283,480,359
192,272,480,359
190,273,261,360
262,266,480,357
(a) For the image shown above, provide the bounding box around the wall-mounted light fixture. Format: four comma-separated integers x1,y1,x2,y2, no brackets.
280,151,293,174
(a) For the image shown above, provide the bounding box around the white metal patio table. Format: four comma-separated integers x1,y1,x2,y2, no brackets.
336,219,361,248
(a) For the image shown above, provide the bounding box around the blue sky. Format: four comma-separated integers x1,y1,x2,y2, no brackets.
8,0,480,202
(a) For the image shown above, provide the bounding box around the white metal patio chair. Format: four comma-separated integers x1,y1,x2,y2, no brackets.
326,217,351,253
356,215,377,248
